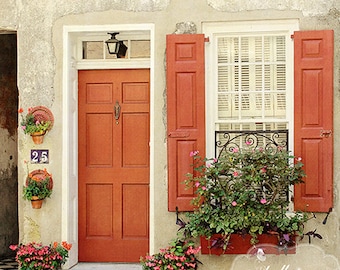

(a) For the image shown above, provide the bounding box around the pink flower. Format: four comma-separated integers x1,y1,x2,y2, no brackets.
260,198,267,204
232,201,237,206
189,150,199,157
260,167,267,173
201,186,207,190
246,140,252,145
195,182,200,187
213,158,218,163
233,171,239,177
9,245,17,250
232,148,239,153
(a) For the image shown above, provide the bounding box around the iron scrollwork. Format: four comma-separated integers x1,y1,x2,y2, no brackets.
215,130,289,159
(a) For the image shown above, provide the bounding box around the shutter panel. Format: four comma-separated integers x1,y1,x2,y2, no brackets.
166,34,206,212
294,30,333,212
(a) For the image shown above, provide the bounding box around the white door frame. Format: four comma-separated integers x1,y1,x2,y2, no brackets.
62,24,155,268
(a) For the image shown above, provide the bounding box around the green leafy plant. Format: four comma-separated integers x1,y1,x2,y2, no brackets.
10,241,72,270
23,169,53,201
140,238,201,270
185,147,308,250
18,107,51,135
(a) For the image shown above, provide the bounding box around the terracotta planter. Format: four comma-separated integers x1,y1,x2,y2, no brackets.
31,196,43,209
200,234,296,255
31,131,45,144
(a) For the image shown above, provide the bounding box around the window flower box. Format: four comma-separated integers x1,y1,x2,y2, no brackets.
200,233,296,255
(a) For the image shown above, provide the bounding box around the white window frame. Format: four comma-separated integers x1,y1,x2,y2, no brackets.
203,19,299,159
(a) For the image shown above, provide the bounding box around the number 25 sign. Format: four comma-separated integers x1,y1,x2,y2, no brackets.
31,150,49,164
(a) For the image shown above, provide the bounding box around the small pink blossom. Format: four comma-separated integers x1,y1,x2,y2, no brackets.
213,158,218,163
233,171,239,177
260,167,267,173
232,201,237,206
232,148,239,153
201,186,207,190
246,140,252,145
189,150,199,157
195,182,200,187
260,198,267,204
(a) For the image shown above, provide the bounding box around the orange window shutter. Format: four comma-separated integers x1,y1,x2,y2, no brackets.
294,30,334,212
166,34,206,212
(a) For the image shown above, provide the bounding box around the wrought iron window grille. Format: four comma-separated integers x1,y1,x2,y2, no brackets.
215,129,290,203
215,129,289,159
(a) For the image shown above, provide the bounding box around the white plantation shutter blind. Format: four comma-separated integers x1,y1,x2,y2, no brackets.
217,35,287,130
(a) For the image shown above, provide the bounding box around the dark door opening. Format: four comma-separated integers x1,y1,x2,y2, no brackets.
0,32,19,258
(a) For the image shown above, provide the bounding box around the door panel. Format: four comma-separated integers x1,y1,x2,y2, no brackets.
78,69,150,262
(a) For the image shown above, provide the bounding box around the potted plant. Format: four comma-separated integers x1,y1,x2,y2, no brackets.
184,146,308,255
10,241,72,269
140,238,201,269
23,169,53,209
18,107,51,144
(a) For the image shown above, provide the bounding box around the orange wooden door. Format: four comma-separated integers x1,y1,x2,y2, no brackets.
78,69,150,262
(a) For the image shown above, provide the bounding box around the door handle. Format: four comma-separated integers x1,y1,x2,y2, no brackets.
320,130,332,138
114,101,121,124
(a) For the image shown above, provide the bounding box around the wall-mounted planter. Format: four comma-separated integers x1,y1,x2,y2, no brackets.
23,169,53,209
30,131,46,144
19,106,54,144
30,196,44,209
200,234,296,255
29,106,54,144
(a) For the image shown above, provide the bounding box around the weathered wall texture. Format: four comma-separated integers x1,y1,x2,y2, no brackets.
0,0,340,268
0,34,18,258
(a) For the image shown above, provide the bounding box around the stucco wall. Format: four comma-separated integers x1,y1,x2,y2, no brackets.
0,0,340,269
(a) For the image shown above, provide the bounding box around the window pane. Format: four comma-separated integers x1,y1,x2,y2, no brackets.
130,40,150,58
217,34,287,123
83,41,103,59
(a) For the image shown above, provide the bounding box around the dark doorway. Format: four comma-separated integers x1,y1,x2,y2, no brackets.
0,33,18,258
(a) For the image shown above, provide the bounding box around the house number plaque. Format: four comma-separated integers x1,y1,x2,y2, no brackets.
31,149,49,164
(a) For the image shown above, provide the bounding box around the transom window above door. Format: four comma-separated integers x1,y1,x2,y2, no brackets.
75,29,152,69
83,39,150,59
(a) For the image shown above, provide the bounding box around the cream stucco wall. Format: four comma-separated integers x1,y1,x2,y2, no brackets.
1,0,340,269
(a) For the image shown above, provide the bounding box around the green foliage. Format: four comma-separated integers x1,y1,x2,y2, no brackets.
140,238,201,269
19,108,51,135
185,147,308,247
23,170,53,200
10,241,72,270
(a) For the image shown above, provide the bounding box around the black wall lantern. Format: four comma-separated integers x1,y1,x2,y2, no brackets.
105,32,128,58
